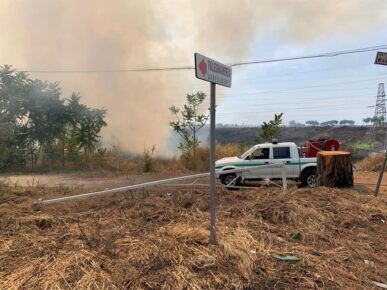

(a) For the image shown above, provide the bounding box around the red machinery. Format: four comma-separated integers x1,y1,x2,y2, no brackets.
301,139,340,158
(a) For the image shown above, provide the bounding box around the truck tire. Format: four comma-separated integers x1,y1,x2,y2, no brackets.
300,167,317,187
220,173,240,187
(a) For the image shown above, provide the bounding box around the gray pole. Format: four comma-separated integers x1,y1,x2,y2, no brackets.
374,150,386,196
210,82,216,244
374,134,387,196
374,127,387,196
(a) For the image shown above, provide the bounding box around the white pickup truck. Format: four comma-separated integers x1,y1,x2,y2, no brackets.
216,141,317,187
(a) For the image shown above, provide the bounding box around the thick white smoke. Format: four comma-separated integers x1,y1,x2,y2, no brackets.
0,0,386,153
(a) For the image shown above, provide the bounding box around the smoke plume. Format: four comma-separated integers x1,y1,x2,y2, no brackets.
0,0,386,154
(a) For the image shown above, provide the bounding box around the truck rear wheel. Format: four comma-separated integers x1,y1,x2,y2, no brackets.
301,167,317,187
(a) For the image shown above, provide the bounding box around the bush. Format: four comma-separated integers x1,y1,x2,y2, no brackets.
143,145,156,173
358,153,385,171
352,142,374,151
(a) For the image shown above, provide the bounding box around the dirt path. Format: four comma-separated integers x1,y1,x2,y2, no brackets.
0,171,177,190
354,170,387,195
1,170,386,195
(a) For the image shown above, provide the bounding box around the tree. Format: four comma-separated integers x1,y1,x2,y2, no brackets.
60,93,87,164
362,116,385,126
373,116,385,125
55,93,107,166
257,113,283,142
339,120,355,125
169,91,209,160
72,107,107,163
0,65,32,168
289,120,305,127
0,65,107,170
305,120,319,126
288,120,296,127
321,120,339,126
363,117,372,126
24,80,66,167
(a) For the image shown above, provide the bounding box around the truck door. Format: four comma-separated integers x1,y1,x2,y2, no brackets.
271,146,294,178
243,147,272,179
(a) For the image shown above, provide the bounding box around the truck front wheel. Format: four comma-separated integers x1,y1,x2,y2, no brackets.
301,168,317,187
220,173,240,187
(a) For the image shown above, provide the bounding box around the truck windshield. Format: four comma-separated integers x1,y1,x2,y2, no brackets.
239,146,255,159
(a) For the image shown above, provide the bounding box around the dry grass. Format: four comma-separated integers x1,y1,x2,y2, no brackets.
357,153,385,171
15,143,246,175
91,143,244,173
183,144,246,171
0,181,386,289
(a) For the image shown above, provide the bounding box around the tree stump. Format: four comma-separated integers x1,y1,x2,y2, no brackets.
316,151,353,187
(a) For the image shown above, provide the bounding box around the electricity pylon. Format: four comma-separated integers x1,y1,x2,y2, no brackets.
373,83,387,196
373,83,386,127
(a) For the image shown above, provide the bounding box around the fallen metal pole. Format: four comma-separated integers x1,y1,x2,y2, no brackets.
33,163,284,206
33,172,210,206
161,183,213,187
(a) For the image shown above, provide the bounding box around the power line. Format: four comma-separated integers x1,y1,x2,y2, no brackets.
221,92,374,104
217,86,375,99
217,94,373,110
216,92,378,115
230,72,387,88
23,44,387,74
217,103,371,116
158,71,387,91
218,107,368,116
230,45,387,67
229,77,382,93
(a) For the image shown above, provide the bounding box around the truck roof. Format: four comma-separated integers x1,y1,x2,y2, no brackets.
257,142,296,147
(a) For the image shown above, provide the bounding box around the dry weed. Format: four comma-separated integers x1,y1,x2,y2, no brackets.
0,183,386,289
358,153,385,171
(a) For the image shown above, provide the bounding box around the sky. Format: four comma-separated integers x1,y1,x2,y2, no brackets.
0,0,386,153
216,37,387,126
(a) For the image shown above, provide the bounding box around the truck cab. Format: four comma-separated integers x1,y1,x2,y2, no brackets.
216,142,317,186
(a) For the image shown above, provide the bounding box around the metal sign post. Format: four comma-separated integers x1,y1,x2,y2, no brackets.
209,82,216,243
195,53,232,244
373,51,387,196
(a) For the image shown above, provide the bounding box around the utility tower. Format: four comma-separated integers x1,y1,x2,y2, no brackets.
373,83,386,127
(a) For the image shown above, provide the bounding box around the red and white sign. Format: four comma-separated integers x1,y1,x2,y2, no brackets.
195,53,232,87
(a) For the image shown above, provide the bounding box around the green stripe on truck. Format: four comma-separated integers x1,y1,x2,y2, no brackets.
216,162,316,169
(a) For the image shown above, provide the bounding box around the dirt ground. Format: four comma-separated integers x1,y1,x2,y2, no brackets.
0,171,169,189
0,171,386,289
1,169,386,194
